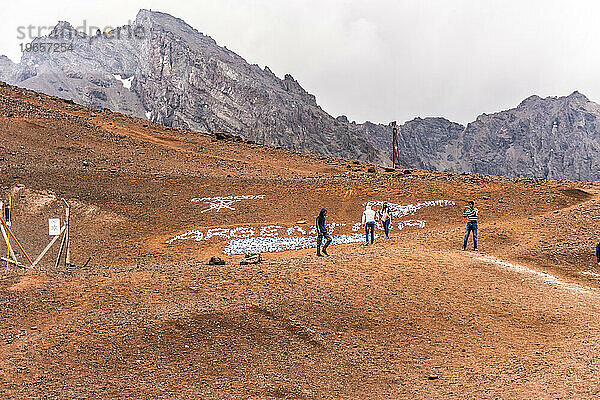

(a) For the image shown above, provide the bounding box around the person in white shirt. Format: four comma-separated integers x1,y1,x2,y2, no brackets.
362,205,377,245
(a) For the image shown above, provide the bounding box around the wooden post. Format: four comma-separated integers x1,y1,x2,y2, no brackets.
55,228,66,269
33,225,65,268
65,205,70,267
56,200,71,269
1,257,25,269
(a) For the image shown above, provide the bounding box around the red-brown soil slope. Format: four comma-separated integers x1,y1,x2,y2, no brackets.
1,81,600,398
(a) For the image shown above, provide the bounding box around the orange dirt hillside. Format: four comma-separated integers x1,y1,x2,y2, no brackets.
1,81,600,398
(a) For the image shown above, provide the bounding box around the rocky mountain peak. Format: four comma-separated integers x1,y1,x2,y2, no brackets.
0,56,15,82
49,21,78,37
2,9,599,179
352,90,600,180
136,8,181,22
518,94,542,108
567,90,588,100
135,8,210,43
0,9,387,165
518,91,591,110
563,90,590,108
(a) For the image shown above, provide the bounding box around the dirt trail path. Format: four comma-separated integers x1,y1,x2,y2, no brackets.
4,233,600,398
314,241,600,398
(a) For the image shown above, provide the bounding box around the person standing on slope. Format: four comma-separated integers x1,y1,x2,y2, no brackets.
316,208,331,257
596,240,600,266
363,204,377,245
462,201,478,251
380,202,392,239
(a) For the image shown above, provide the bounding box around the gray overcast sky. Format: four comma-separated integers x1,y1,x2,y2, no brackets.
1,0,599,124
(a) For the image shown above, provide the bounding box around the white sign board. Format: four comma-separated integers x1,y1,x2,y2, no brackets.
49,218,61,236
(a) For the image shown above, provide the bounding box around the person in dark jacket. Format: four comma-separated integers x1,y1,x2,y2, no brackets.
596,241,600,266
316,208,332,257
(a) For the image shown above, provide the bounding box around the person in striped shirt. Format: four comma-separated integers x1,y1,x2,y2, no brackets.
462,201,478,251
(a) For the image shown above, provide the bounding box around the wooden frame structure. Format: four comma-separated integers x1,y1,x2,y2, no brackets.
0,199,72,270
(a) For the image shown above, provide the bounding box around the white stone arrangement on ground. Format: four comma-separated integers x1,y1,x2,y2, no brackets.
167,197,456,254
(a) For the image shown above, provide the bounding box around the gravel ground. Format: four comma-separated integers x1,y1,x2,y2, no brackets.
1,82,600,398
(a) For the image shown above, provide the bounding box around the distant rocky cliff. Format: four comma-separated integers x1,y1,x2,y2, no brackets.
2,10,600,180
458,92,600,180
352,91,600,181
0,56,15,83
0,10,386,165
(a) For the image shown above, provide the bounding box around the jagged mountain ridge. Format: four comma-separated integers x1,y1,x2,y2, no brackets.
1,10,600,180
460,91,600,180
0,56,15,83
0,10,387,165
350,91,600,181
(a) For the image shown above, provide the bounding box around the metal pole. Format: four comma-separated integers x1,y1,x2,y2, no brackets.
0,200,17,261
0,224,17,262
0,215,33,267
0,201,18,267
390,121,401,169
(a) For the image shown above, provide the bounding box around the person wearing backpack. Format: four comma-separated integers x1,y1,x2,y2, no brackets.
316,208,331,257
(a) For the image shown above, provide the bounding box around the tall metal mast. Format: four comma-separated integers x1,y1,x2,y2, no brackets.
390,121,401,169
